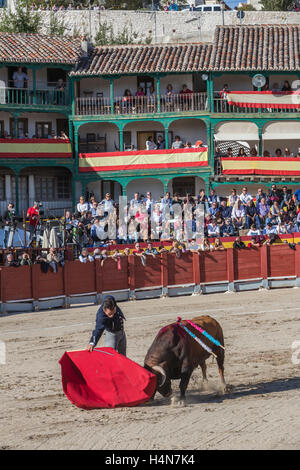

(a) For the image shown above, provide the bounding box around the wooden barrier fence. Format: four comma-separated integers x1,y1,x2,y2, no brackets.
1,243,300,313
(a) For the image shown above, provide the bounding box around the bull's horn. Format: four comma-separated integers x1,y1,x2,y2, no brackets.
152,365,166,387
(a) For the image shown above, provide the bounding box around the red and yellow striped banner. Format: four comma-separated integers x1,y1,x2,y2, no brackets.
79,147,208,173
227,91,300,109
221,157,300,175
0,139,72,158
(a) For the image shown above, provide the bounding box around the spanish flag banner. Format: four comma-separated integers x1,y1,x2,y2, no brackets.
221,157,300,175
227,91,300,109
79,147,208,173
0,139,72,158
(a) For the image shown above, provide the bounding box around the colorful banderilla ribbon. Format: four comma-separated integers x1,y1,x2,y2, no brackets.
186,320,225,350
177,319,217,358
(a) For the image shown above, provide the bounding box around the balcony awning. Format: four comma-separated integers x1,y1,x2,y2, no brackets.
214,122,258,141
0,139,72,158
221,157,300,175
263,122,300,140
79,148,208,173
227,91,300,109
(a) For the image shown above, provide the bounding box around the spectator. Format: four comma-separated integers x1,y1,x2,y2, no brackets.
207,219,220,237
213,238,225,251
171,135,184,149
99,193,115,215
77,196,89,215
169,0,178,10
257,197,270,226
47,247,60,272
256,188,267,204
208,188,220,206
250,148,258,156
247,224,261,236
79,248,94,263
156,135,165,149
275,148,282,157
146,136,157,150
5,252,19,267
228,188,238,207
245,199,260,229
12,67,28,90
222,218,235,237
20,252,32,266
233,236,246,249
144,241,158,257
200,237,213,252
132,242,147,266
239,186,253,206
135,86,145,97
231,199,246,229
237,148,247,157
282,80,292,91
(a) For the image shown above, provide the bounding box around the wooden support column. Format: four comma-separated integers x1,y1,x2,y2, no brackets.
156,75,161,113
109,78,114,114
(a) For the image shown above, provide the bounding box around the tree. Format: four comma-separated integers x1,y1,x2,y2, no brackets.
94,19,151,45
0,1,42,34
259,0,294,10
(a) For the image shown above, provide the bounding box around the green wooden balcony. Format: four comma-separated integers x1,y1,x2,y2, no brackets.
0,87,69,109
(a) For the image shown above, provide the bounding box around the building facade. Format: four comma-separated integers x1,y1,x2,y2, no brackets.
1,24,300,216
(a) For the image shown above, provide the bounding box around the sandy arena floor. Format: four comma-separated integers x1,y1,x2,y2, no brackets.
0,288,300,450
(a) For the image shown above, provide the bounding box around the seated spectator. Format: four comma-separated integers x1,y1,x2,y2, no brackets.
207,219,220,237
144,241,158,257
77,196,89,215
79,248,94,263
213,237,225,251
99,192,115,215
90,217,105,245
228,188,238,207
47,247,60,272
239,186,253,206
263,222,278,236
275,148,282,157
247,224,261,236
231,199,246,229
219,199,232,219
169,240,184,257
5,252,19,267
280,186,292,209
285,220,298,234
245,199,260,228
208,201,219,218
249,234,264,248
49,129,57,139
250,147,258,156
222,218,235,237
59,131,68,140
146,136,157,150
187,240,201,252
185,141,192,148
171,135,184,149
263,150,271,157
165,83,174,100
93,248,102,260
276,222,288,234
233,236,246,249
256,188,267,204
270,200,281,218
257,197,270,226
200,236,213,252
20,252,32,266
267,184,280,205
208,188,220,206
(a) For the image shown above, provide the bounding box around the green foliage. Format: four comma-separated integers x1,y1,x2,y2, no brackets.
94,20,152,46
238,4,256,10
259,0,294,10
0,1,42,34
48,11,67,36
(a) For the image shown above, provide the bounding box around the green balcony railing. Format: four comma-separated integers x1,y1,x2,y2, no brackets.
0,87,69,106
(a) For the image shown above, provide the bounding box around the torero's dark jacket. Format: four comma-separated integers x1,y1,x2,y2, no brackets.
89,295,126,346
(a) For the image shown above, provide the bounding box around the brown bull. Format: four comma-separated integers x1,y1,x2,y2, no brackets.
144,315,226,404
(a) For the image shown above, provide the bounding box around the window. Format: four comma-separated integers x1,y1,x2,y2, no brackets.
47,68,67,87
57,175,71,200
137,76,154,96
214,6,221,11
36,122,52,138
35,176,55,201
0,175,5,200
203,6,212,11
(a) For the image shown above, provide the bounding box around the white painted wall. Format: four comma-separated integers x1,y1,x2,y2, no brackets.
78,122,119,152
126,178,164,200
168,118,207,146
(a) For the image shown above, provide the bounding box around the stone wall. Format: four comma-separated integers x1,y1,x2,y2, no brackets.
14,10,300,44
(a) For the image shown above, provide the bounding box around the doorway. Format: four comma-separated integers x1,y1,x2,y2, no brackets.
172,177,196,197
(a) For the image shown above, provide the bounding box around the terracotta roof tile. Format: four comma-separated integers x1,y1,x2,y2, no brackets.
0,32,82,65
71,43,213,76
210,25,300,71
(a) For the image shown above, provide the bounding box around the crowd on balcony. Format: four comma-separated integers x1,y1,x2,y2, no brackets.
0,130,69,140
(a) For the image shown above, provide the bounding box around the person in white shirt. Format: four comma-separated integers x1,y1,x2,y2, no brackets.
228,188,238,207
146,136,157,150
99,193,115,215
79,248,94,263
247,224,261,236
239,187,253,206
263,223,278,236
207,219,220,237
231,199,246,228
77,196,89,214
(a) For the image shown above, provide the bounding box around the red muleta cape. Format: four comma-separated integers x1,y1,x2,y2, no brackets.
59,348,157,409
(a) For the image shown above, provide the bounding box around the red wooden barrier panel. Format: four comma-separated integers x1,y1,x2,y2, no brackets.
64,260,96,295
234,247,261,280
32,264,64,299
1,266,32,301
200,250,228,283
97,257,129,293
167,252,194,286
134,255,162,289
268,244,295,278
